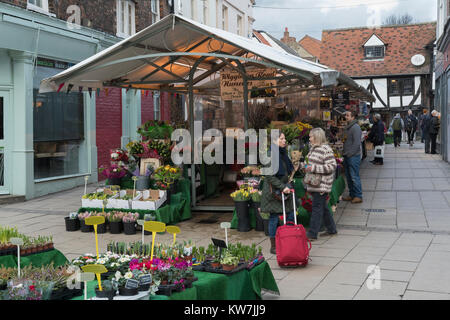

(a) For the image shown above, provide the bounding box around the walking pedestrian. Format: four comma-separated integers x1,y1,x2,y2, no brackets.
342,110,363,204
423,109,432,153
430,110,440,154
390,113,404,147
303,128,337,240
368,113,385,165
405,109,418,147
260,132,299,254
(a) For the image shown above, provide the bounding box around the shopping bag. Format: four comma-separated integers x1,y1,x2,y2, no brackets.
374,145,384,158
366,141,374,151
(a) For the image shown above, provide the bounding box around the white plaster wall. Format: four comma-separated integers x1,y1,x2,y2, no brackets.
373,78,388,109
0,50,13,87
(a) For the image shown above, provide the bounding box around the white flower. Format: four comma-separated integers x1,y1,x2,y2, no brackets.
114,271,122,282
97,258,107,265
86,259,95,264
111,153,119,159
119,257,130,263
124,272,133,279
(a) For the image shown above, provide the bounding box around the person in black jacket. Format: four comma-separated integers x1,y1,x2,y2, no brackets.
368,113,385,165
405,109,418,147
430,110,440,154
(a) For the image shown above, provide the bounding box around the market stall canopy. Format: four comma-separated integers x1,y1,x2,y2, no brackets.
39,14,375,102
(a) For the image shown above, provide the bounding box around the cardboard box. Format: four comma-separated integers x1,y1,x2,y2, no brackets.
81,193,118,209
107,190,130,209
131,190,167,211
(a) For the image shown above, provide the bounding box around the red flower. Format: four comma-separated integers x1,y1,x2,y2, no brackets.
29,285,35,291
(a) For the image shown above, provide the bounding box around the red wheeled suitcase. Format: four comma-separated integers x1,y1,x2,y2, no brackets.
276,191,312,267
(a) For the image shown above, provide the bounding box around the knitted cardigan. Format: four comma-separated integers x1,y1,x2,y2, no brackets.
306,144,337,193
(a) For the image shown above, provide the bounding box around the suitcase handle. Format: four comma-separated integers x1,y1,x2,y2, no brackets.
282,190,298,225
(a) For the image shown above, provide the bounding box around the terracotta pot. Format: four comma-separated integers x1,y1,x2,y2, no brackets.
48,243,54,250
161,280,168,286
26,249,32,254
210,262,221,269
222,264,236,271
20,249,26,255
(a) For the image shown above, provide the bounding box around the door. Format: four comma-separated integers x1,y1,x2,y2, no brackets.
0,93,9,194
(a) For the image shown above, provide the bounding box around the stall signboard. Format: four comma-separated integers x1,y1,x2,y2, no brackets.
220,68,277,100
332,91,350,109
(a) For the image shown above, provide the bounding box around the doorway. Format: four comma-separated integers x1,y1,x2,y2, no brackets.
0,93,9,194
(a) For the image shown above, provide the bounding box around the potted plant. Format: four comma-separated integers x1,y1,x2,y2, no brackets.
64,212,80,232
78,212,94,233
210,256,221,269
93,211,108,234
249,188,264,232
114,271,140,296
230,188,251,232
132,162,155,191
95,280,117,300
108,211,124,234
47,236,54,250
153,165,182,203
220,253,239,272
122,212,139,235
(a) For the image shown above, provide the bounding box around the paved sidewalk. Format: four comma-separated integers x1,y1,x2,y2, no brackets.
0,142,449,300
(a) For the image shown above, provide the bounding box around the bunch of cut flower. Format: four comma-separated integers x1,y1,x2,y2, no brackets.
240,165,261,178
99,164,128,180
230,188,251,202
249,187,262,203
110,148,129,163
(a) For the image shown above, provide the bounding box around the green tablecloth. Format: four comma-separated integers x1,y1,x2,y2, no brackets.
231,176,346,229
80,179,192,225
72,261,278,300
0,249,68,268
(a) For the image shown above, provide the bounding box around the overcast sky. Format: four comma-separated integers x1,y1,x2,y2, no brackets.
253,0,437,41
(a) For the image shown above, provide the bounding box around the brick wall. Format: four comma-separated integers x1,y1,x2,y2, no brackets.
1,0,156,36
0,0,27,8
161,92,171,121
141,91,155,124
96,88,122,181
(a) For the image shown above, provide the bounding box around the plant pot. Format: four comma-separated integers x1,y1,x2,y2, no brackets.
80,220,94,233
95,288,116,300
119,287,139,296
235,200,251,232
210,262,221,269
156,285,173,296
222,264,237,272
48,243,54,250
96,223,107,234
65,217,80,232
253,202,264,231
263,219,269,236
123,222,136,235
108,177,122,186
109,221,123,234
136,176,150,191
138,284,150,292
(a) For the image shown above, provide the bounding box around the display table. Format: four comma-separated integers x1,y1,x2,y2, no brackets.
0,249,68,268
230,175,346,229
72,261,279,301
79,179,192,225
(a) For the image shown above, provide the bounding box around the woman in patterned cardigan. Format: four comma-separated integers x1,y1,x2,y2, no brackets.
303,128,338,240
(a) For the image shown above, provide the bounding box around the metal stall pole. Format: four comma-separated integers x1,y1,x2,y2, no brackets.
188,56,208,209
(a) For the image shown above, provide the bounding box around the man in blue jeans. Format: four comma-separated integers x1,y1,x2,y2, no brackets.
343,111,363,204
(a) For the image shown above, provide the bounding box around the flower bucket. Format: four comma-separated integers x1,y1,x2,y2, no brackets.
252,203,265,232
123,222,136,235
80,220,94,233
97,222,107,234
65,217,80,232
235,200,251,232
109,221,123,234
108,177,122,186
136,176,150,190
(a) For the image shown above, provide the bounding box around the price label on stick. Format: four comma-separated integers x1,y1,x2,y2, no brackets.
139,275,152,285
125,279,140,289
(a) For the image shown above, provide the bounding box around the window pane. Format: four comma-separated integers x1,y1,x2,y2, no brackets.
33,66,86,179
365,46,384,58
402,78,414,95
389,79,400,95
0,97,3,140
129,3,132,35
121,1,125,33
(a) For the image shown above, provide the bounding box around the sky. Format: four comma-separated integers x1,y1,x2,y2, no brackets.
252,0,438,42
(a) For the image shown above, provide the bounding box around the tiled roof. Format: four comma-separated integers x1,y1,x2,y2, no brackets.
299,35,322,58
320,22,436,77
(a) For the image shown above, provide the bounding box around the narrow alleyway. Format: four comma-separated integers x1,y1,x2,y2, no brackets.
0,142,449,299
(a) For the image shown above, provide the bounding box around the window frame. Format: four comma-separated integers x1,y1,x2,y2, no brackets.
364,46,385,59
388,77,415,97
222,5,228,31
151,0,160,24
116,0,136,38
203,0,209,25
153,92,161,121
191,0,196,20
237,14,243,36
27,0,54,16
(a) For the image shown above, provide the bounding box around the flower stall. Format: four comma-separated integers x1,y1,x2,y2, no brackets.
69,239,278,301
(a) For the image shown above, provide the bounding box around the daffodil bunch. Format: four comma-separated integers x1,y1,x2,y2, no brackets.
153,165,182,184
230,189,251,201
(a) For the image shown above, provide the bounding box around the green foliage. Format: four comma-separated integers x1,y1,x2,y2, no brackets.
138,121,174,140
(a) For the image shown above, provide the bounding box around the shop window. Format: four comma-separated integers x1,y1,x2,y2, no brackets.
365,46,385,59
237,15,243,36
33,64,86,180
203,0,209,25
117,0,136,38
191,0,196,20
388,78,415,96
